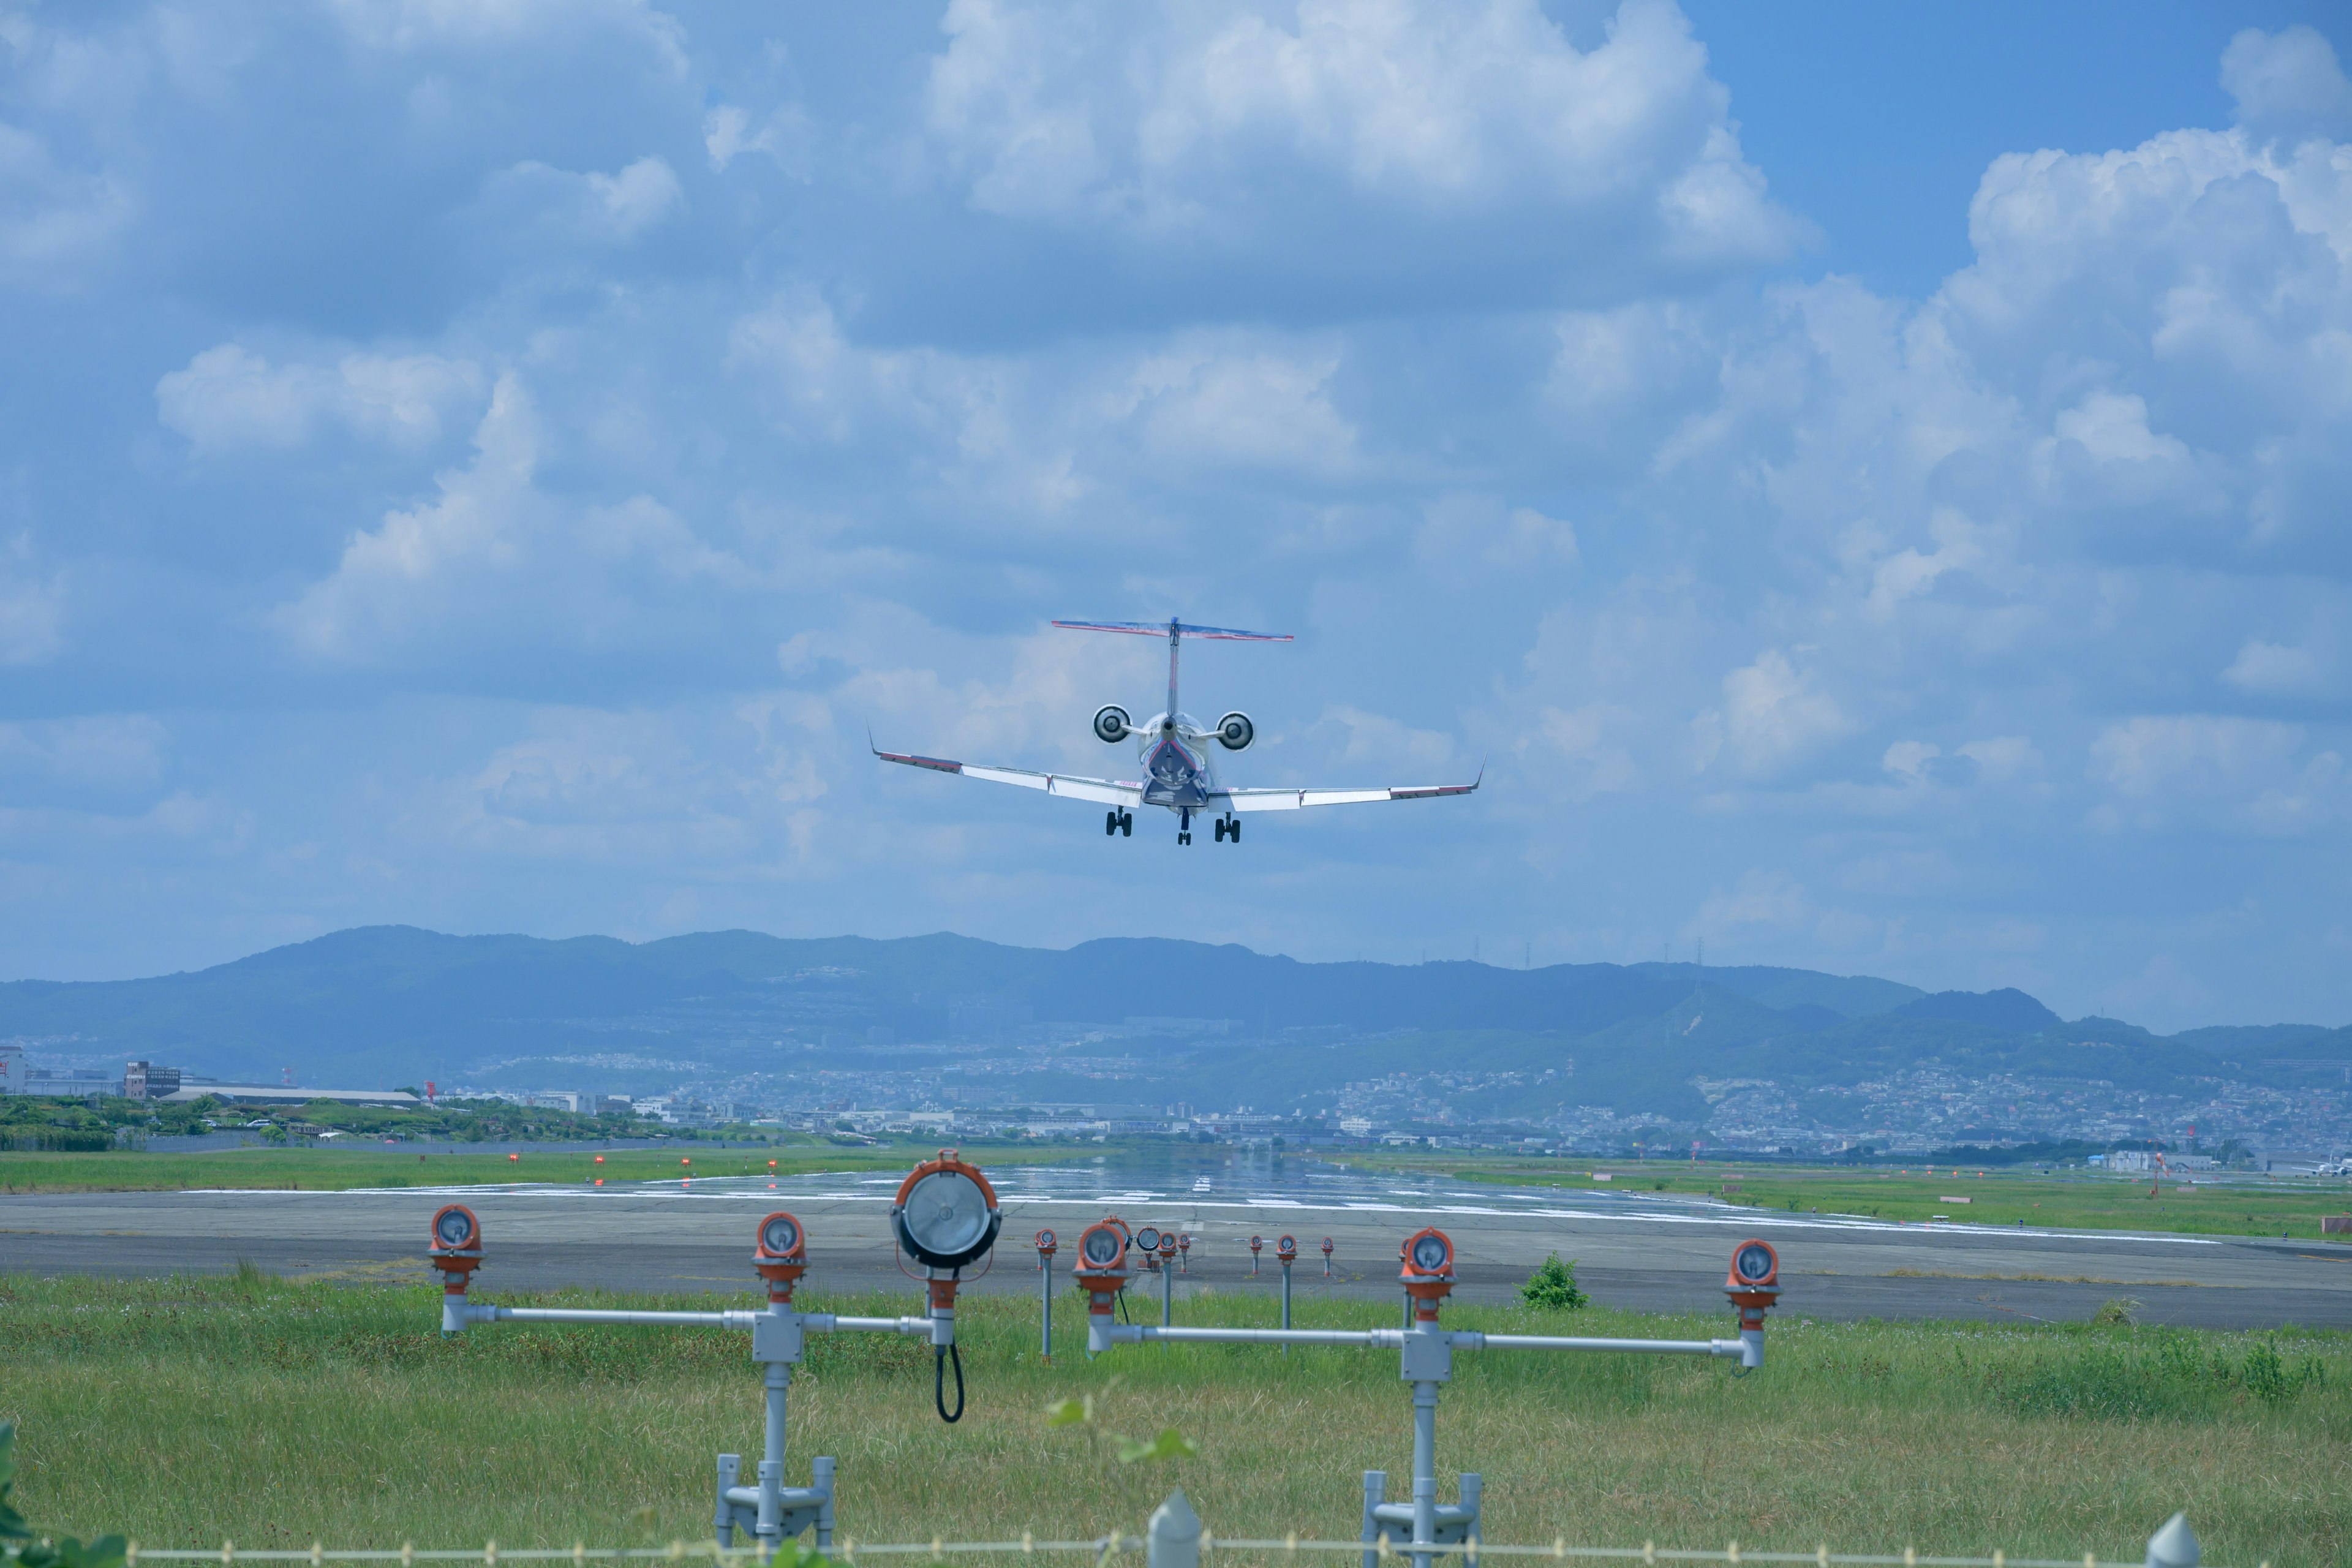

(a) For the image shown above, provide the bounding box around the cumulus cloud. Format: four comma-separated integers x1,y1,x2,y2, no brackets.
480,155,686,244
2222,24,2352,145
2223,639,2329,698
924,0,1802,292
156,345,484,452
1698,650,1849,778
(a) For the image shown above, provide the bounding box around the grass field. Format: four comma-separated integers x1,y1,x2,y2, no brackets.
2,1273,2345,1565
1357,1154,2352,1241
0,1142,1056,1196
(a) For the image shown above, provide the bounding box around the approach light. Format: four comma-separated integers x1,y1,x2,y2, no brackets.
432,1205,478,1251
1399,1226,1456,1319
594,1155,604,1164
753,1209,809,1300
1319,1237,1333,1254
889,1151,1003,1270
427,1203,484,1296
1276,1234,1297,1262
1073,1218,1133,1321
1079,1223,1126,1269
1156,1232,1177,1263
1035,1227,1058,1257
1727,1238,1778,1290
1136,1225,1163,1253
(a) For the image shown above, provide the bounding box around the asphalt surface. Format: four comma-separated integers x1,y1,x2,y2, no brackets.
4,1175,2346,1329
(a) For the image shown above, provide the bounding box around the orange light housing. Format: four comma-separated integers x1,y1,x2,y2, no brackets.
754,1210,809,1302
1072,1218,1131,1316
1724,1237,1781,1331
1276,1234,1298,1261
1400,1226,1456,1319
428,1204,484,1294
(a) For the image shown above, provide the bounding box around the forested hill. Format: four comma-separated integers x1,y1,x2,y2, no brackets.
1,926,2344,1109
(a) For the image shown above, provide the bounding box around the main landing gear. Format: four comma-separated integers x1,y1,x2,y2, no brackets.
1104,809,1133,837
1213,814,1242,843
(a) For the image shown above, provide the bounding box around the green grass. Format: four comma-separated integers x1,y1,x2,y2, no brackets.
1356,1155,2352,1241
2,1275,2346,1564
0,1142,1056,1194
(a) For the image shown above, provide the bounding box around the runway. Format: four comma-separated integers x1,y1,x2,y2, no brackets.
4,1163,2345,1329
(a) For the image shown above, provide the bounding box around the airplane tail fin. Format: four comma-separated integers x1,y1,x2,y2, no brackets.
1051,619,1294,642
1054,619,1291,719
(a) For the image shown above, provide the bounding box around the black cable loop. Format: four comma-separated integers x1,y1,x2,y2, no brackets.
935,1342,966,1423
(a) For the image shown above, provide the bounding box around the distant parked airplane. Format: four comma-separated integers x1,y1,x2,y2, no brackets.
873,617,1479,845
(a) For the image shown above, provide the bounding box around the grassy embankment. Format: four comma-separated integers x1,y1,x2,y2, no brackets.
1360,1155,2352,1240
2,1273,2346,1564
0,1141,1054,1195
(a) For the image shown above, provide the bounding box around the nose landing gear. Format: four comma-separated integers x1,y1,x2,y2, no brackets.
1213,814,1241,843
1104,809,1133,837
1177,807,1193,846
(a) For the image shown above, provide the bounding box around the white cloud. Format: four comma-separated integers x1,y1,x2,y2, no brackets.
704,104,815,178
2222,24,2352,146
156,344,484,452
924,0,1800,282
2223,639,2328,698
2089,715,2305,799
484,155,685,244
276,375,543,657
1118,339,1356,473
1417,495,1579,570
1700,649,1849,778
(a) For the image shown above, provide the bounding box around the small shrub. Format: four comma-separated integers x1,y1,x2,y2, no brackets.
2092,1297,2138,1327
1521,1253,1589,1310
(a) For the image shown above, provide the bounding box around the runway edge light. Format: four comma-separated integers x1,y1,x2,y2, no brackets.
755,1210,809,1303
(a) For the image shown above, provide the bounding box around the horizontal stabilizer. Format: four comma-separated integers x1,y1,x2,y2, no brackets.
1053,618,1292,642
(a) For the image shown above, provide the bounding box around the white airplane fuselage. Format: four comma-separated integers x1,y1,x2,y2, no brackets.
1134,712,1220,812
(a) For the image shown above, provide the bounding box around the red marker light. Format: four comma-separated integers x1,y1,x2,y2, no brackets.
508,1153,519,1162
594,1155,605,1164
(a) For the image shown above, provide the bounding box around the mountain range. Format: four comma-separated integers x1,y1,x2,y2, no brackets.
3,926,2347,1121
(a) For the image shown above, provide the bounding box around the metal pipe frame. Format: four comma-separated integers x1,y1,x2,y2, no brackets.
1090,1311,1756,1568
443,1290,937,1551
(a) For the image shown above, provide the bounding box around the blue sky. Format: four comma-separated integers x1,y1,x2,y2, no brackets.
2,2,2349,1031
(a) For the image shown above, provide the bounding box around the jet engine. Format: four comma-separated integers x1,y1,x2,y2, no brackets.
1093,704,1133,744
1215,712,1254,751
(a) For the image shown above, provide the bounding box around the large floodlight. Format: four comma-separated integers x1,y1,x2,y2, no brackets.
890,1153,1002,1270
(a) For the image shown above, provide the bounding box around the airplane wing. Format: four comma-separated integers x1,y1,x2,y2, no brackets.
1214,772,1482,812
873,743,1145,807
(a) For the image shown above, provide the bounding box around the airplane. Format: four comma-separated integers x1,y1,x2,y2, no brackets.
872,617,1480,844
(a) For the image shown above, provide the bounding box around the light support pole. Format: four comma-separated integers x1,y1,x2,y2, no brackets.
1079,1223,1782,1568
1036,1229,1058,1362
1275,1235,1298,1353
427,1159,1008,1555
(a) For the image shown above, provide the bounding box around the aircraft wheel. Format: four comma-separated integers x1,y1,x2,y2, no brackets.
1120,812,1133,836
1226,815,1241,843
1178,831,1191,845
1105,810,1119,837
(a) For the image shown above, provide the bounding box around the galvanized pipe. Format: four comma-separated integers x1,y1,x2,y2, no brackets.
805,1314,933,1335
1161,1260,1174,1328
1458,1332,1746,1360
1410,1382,1438,1568
1095,1322,1400,1351
474,1305,761,1329
1040,1253,1054,1359
761,1362,790,1539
